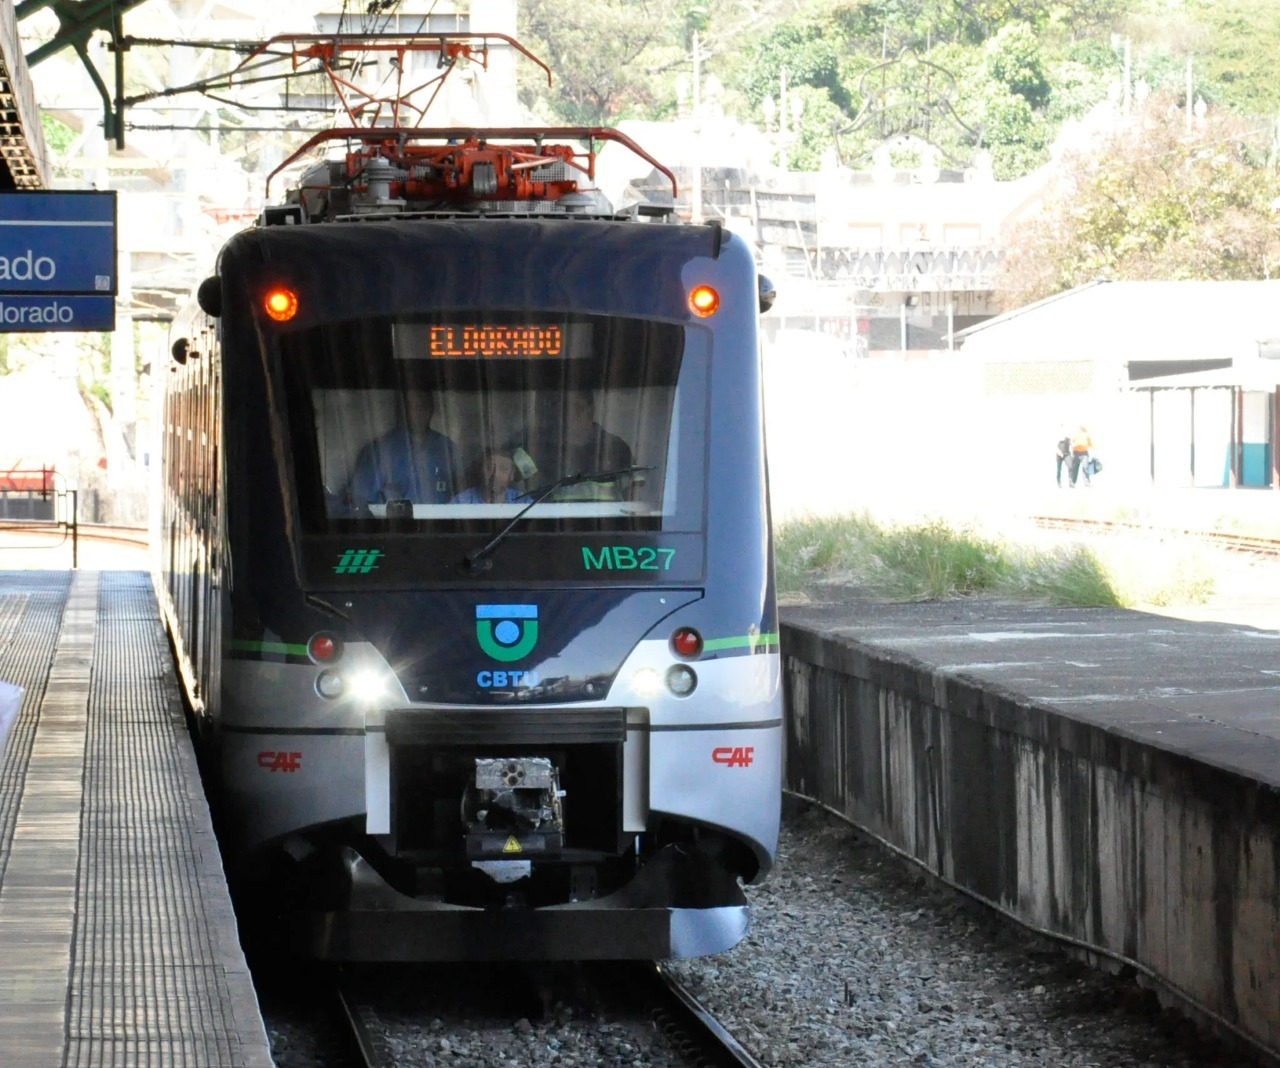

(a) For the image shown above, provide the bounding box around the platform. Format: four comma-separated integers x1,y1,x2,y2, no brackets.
780,584,1280,1062
0,570,273,1067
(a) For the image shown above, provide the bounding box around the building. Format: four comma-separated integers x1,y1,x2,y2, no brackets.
955,280,1280,489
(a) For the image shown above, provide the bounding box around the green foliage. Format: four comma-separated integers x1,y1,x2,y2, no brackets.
1184,0,1280,118
773,513,1217,609
41,114,76,155
1013,545,1123,607
830,1,936,56
833,0,1123,49
981,87,1050,177
685,4,711,39
997,95,1280,304
517,0,1275,190
1063,35,1121,72
85,381,113,415
738,19,852,112
782,86,846,170
938,52,1051,175
984,22,1050,106
867,519,1017,600
517,0,683,123
1044,59,1111,124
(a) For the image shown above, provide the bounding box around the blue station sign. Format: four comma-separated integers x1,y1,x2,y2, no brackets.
0,191,117,332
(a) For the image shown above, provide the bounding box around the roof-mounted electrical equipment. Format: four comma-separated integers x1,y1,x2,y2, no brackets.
247,33,677,225
268,126,678,223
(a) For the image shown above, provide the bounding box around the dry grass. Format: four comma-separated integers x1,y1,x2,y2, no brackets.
775,511,1215,609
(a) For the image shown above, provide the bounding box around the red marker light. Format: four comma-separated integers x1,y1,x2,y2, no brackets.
688,285,719,317
307,633,341,664
670,627,702,659
264,286,299,321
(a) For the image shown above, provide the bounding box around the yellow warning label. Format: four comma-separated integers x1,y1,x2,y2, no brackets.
502,835,522,854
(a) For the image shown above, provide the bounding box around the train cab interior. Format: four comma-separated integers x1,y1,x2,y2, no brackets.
278,313,709,532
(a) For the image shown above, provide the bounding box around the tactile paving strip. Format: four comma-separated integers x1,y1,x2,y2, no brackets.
0,572,72,885
65,571,272,1067
0,568,98,1063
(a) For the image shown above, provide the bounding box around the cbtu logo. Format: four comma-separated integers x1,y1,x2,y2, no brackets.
477,669,540,689
475,603,539,662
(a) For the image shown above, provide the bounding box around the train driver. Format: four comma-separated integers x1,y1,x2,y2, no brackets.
533,390,636,501
342,391,458,512
563,391,632,476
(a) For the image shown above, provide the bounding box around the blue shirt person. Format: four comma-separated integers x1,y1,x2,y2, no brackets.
343,392,457,512
451,445,536,505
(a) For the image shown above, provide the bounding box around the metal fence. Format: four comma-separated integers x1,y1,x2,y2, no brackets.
0,468,79,566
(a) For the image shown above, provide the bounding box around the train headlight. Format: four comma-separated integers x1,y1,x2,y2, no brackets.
666,664,698,697
349,671,386,703
631,667,662,697
315,670,344,699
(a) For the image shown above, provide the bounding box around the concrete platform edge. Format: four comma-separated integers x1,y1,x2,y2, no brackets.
163,609,277,1067
780,620,1280,1065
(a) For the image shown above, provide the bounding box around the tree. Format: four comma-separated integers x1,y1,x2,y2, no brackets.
996,93,1280,305
517,0,801,125
784,86,848,170
737,20,851,113
984,21,1049,106
517,1,683,124
832,0,1124,50
1184,0,1280,117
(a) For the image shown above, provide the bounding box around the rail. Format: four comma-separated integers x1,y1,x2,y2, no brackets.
330,961,765,1068
334,972,393,1068
1029,515,1280,560
646,962,768,1068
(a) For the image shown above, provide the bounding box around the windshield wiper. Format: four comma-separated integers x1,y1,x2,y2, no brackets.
463,465,653,575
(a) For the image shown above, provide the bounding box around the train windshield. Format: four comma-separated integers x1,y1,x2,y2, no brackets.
280,312,706,539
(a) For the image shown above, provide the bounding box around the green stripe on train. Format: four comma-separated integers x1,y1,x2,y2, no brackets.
701,631,780,653
228,639,310,657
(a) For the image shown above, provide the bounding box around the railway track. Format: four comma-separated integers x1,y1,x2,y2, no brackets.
1029,514,1280,559
331,961,766,1068
0,520,148,548
644,963,768,1068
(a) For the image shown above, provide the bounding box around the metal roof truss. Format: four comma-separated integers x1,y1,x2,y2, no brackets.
18,0,152,148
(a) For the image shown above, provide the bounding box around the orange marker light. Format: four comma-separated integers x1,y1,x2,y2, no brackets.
688,284,719,317
264,286,299,322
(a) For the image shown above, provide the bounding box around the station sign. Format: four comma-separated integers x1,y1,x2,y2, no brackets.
0,191,117,332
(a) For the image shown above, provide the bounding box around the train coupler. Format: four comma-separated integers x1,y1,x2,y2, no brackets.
463,756,566,863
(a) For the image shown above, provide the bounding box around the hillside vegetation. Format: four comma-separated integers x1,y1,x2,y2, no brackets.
519,0,1280,301
519,0,1280,176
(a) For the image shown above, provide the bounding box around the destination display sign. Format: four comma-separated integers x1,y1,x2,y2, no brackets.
394,321,591,360
429,324,565,358
0,191,117,332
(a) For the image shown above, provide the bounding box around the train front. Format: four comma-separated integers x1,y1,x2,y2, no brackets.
215,216,781,960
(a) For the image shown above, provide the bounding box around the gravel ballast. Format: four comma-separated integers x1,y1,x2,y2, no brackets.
261,799,1257,1066
669,798,1257,1068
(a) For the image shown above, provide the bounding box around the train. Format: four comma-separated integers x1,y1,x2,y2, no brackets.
153,45,781,961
